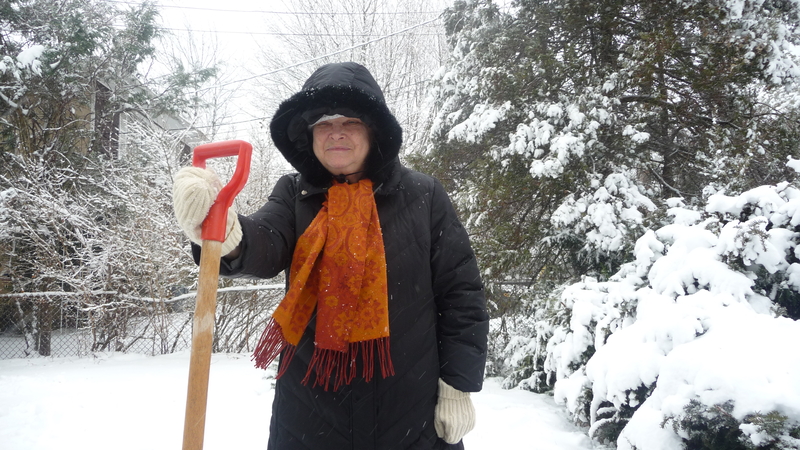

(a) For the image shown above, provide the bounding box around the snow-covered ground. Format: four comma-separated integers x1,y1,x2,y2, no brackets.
0,352,593,450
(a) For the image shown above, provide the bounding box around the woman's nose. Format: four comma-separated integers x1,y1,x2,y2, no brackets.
329,124,346,138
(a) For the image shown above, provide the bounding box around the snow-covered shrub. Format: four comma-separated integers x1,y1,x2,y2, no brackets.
548,171,658,278
497,171,656,396
663,399,800,450
499,287,565,393
504,160,800,448
551,173,656,255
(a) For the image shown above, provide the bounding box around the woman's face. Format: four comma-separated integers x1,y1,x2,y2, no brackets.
312,116,370,179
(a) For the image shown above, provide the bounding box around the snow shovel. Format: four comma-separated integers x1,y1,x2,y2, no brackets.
182,140,252,450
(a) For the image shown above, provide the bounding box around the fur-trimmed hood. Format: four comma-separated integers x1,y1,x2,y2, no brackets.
269,62,403,188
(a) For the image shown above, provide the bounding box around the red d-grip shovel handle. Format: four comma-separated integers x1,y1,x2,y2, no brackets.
183,140,252,450
192,140,252,242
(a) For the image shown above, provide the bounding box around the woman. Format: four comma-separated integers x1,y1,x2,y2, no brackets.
173,62,489,450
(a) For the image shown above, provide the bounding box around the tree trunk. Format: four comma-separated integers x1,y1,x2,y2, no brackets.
36,300,53,356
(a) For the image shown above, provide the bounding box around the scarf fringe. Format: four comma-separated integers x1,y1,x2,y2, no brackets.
302,337,395,391
252,318,289,371
252,319,395,391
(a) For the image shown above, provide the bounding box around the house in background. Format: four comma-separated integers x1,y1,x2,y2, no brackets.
91,79,207,160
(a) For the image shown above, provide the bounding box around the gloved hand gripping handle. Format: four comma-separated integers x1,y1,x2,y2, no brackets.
183,140,252,450
192,140,252,242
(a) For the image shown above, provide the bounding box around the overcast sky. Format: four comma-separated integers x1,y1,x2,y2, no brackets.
122,0,452,141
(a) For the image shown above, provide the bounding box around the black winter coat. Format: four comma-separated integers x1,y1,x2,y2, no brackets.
209,165,489,450
195,62,489,450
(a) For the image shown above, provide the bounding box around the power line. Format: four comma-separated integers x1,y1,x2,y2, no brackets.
169,116,264,131
114,4,447,132
110,22,442,37
195,21,441,130
200,12,445,91
159,26,444,37
103,0,442,16
165,76,438,132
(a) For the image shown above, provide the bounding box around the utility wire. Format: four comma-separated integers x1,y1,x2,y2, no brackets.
103,0,441,15
110,22,442,37
163,76,437,132
107,3,447,132
196,12,445,92
115,10,445,115
118,10,443,85
159,26,444,37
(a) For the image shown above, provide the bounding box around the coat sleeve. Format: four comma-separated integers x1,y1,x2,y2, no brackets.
192,174,298,279
429,177,489,393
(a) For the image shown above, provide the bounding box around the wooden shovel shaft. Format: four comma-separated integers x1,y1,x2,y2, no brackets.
182,140,251,450
182,239,223,450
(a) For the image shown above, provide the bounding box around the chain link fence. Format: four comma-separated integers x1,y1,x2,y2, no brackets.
0,285,284,359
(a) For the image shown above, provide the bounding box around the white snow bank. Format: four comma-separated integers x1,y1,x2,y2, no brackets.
0,353,594,450
619,304,800,449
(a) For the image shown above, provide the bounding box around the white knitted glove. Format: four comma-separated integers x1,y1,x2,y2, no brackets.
434,378,476,444
173,167,242,256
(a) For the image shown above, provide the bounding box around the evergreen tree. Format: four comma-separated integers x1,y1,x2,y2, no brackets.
416,0,800,444
0,0,162,158
413,0,800,339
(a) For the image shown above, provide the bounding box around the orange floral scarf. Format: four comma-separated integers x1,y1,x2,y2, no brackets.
252,179,394,390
